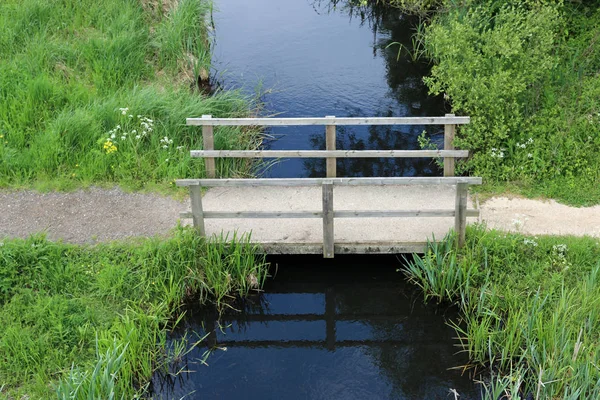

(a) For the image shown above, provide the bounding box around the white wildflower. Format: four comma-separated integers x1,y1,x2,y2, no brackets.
527,153,533,158
135,135,141,139
121,136,126,140
119,107,129,115
160,136,173,146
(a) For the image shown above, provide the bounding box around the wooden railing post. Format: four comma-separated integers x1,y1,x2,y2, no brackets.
322,181,334,258
444,113,456,177
202,114,216,178
325,116,336,178
190,185,206,236
455,183,468,247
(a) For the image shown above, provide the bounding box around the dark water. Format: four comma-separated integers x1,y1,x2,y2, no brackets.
152,257,480,399
152,2,478,398
211,0,446,178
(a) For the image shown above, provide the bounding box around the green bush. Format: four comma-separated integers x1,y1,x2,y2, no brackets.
419,0,600,205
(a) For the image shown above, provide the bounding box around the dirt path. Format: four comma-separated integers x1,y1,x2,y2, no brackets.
0,187,599,244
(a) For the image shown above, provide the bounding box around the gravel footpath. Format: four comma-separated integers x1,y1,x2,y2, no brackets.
0,187,189,244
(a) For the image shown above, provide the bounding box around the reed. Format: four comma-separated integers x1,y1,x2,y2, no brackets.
401,225,600,399
0,227,269,398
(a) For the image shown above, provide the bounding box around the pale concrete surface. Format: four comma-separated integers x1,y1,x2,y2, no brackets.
201,185,464,243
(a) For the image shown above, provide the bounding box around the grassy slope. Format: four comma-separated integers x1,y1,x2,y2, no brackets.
403,227,600,399
0,229,268,399
0,0,258,192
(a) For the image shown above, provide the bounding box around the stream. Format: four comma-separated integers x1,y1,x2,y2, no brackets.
152,257,479,399
153,1,480,398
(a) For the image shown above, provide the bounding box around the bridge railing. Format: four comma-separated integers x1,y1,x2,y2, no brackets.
177,115,480,257
187,114,469,178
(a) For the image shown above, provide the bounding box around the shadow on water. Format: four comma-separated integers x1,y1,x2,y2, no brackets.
211,0,446,178
152,255,480,400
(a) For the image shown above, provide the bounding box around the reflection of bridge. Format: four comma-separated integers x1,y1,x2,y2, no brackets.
177,116,481,257
204,286,451,351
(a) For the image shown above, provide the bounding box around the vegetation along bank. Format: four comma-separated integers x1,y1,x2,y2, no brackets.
0,228,268,398
388,0,600,205
403,226,600,399
0,0,269,398
0,0,260,192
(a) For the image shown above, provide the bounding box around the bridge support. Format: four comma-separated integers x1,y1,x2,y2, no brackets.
444,113,456,177
455,183,468,247
325,116,336,178
322,181,334,258
202,115,216,178
190,185,206,236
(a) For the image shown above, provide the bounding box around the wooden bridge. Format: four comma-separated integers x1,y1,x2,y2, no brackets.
177,115,482,257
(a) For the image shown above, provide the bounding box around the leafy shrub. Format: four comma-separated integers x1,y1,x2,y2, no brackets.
419,0,600,204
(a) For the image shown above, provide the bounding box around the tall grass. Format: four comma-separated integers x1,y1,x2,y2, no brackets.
401,226,600,399
0,228,269,398
0,0,259,191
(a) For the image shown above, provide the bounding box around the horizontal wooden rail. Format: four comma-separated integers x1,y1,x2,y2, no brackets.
187,116,470,126
176,177,482,187
180,209,480,219
190,149,469,159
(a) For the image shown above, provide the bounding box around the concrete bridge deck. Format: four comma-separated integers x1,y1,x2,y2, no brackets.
197,184,478,254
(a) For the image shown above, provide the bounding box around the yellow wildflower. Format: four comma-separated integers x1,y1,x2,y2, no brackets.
103,140,117,154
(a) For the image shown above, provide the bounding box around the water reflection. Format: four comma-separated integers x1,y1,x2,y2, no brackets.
152,256,480,399
212,0,446,178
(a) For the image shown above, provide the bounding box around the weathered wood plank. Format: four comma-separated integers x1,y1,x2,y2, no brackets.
444,113,456,177
201,115,216,178
179,209,480,219
187,116,471,126
184,211,323,219
190,149,469,158
176,176,483,187
189,185,205,236
322,182,334,258
335,209,480,218
455,183,468,247
326,116,336,178
259,242,429,254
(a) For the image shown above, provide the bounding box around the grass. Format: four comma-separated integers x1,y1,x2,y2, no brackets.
0,227,269,399
402,226,600,399
0,0,260,192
